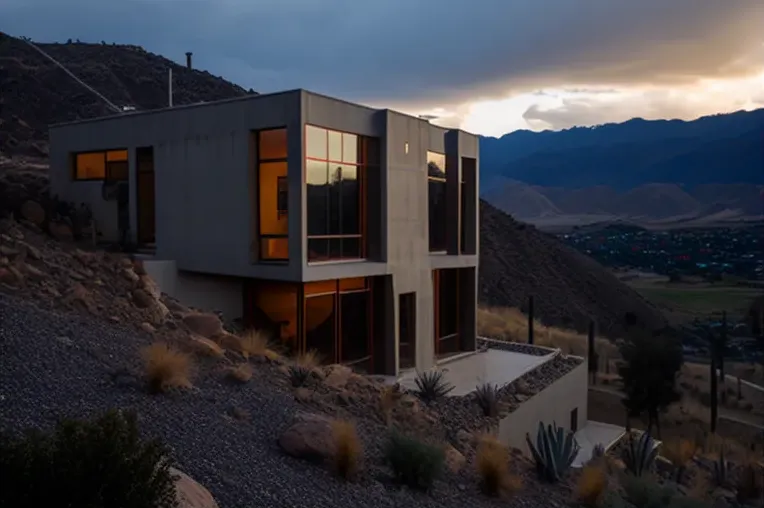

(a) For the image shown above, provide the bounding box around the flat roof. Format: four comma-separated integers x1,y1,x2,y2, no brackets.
49,87,479,137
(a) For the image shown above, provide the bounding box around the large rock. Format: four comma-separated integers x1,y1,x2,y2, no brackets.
323,364,353,389
278,413,334,463
189,334,225,358
444,444,466,473
182,312,223,338
171,468,220,508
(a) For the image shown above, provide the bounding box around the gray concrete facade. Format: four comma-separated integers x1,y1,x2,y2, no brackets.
48,89,480,375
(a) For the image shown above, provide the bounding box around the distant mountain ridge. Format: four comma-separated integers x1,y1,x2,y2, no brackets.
480,109,764,221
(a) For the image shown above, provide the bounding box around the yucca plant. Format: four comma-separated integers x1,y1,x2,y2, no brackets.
525,421,580,483
475,382,500,417
622,431,658,477
712,449,729,488
414,370,454,403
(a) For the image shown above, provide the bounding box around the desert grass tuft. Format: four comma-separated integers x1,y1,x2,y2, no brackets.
331,419,362,480
576,463,607,507
227,363,253,383
379,384,402,426
238,329,274,359
660,438,696,483
295,349,321,369
475,435,521,497
140,342,192,393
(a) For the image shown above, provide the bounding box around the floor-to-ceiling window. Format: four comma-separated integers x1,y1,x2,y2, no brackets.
305,125,379,262
303,278,373,371
256,128,289,261
427,151,447,252
433,269,459,357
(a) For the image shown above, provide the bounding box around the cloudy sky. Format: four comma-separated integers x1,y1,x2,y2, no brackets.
3,0,763,136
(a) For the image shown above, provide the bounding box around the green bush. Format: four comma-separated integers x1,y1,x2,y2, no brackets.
384,430,444,491
0,410,178,508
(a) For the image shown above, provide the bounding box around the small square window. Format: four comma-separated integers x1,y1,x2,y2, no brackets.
404,142,409,154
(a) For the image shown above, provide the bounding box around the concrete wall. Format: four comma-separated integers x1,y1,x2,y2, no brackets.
49,89,480,375
498,358,589,451
50,91,304,282
142,260,243,321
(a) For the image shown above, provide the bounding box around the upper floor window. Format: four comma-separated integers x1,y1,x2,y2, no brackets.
257,128,290,261
427,151,447,252
72,149,128,180
305,125,379,262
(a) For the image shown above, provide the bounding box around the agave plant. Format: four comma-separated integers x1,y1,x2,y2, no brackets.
589,443,606,464
525,421,580,483
288,364,312,387
474,382,500,417
712,449,729,488
414,370,454,403
622,431,658,477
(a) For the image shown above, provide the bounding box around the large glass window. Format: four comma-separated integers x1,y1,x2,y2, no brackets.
433,269,459,357
427,151,447,252
257,128,289,261
306,125,378,262
72,149,128,180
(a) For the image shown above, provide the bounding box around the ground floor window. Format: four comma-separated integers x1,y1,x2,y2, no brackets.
244,277,373,371
433,268,460,357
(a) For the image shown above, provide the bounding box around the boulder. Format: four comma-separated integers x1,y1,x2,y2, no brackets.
141,275,161,300
131,288,155,309
20,200,45,226
189,334,225,358
182,313,223,338
278,413,334,462
170,468,220,508
323,364,353,389
444,444,466,473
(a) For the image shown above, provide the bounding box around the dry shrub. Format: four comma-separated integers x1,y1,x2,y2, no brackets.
228,363,253,383
475,435,521,497
661,438,696,468
576,463,607,507
296,349,321,369
477,306,619,359
140,342,192,393
331,419,362,480
379,385,401,426
238,329,273,359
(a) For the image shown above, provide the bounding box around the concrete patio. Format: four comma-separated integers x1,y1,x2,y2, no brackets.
398,348,555,396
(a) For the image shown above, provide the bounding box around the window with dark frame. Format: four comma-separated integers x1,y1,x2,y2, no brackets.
257,128,289,261
427,151,447,252
433,268,460,357
72,149,129,181
305,125,379,262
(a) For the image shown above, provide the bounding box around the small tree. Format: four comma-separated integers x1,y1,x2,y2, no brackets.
618,320,682,438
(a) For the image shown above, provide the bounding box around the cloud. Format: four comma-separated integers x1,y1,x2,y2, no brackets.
2,0,763,109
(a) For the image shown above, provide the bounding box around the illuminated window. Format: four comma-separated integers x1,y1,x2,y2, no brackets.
305,125,379,262
73,149,128,180
257,128,289,261
427,151,447,252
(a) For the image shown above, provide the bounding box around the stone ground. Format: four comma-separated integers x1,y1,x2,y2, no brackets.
0,293,577,508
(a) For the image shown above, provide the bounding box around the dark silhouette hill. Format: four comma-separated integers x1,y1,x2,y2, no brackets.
480,108,764,221
0,32,251,158
0,33,666,336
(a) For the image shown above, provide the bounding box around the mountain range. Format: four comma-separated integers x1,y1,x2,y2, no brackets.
479,109,764,223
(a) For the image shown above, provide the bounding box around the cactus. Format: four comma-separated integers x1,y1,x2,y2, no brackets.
525,421,580,483
622,431,658,477
712,449,729,488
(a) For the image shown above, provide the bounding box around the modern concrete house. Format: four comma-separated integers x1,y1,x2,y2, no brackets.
49,89,480,377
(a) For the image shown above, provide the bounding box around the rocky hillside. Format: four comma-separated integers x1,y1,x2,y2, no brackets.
0,32,250,158
479,201,666,337
0,33,666,336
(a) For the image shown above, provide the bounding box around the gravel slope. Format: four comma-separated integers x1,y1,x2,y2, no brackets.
0,294,564,508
